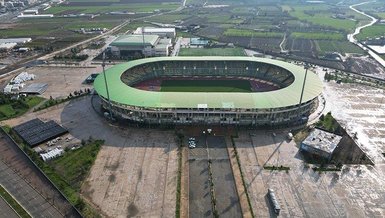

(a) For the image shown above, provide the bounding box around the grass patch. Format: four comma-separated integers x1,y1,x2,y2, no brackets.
312,166,341,172
263,165,290,172
291,32,344,40
51,139,102,190
179,47,245,56
0,185,31,218
223,28,283,38
315,112,343,135
160,79,252,92
0,96,45,121
34,91,89,112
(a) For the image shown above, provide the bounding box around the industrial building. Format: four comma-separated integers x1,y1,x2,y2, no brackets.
300,128,343,160
109,34,172,57
133,27,176,39
94,56,323,126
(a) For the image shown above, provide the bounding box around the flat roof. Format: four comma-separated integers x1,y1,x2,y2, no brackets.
0,38,31,44
135,27,175,34
110,34,159,47
302,129,342,154
94,56,323,109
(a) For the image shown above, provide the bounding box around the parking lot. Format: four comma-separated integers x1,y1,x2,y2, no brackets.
234,130,385,217
188,134,241,218
3,96,179,218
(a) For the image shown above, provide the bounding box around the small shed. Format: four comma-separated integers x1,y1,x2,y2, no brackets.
300,128,342,161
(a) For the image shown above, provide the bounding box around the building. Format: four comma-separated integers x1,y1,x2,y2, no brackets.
190,38,209,47
0,38,32,44
109,34,172,57
0,42,17,51
134,27,176,39
94,56,323,126
300,128,343,160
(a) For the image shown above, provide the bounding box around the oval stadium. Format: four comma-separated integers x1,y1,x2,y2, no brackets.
94,56,322,126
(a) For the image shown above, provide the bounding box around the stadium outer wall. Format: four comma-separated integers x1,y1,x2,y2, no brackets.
94,56,323,126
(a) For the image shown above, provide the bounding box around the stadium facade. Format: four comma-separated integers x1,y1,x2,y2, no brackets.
94,56,323,126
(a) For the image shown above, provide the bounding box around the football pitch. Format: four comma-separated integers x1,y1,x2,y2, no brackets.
160,79,252,92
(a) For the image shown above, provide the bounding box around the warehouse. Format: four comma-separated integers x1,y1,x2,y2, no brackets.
133,27,176,39
109,34,172,57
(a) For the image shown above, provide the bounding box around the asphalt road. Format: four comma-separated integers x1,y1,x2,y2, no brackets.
0,159,63,218
0,195,20,218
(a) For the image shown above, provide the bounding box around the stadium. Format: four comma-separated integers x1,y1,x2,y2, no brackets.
94,56,322,126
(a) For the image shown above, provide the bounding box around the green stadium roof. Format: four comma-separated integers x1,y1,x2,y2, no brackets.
110,34,159,47
94,56,323,109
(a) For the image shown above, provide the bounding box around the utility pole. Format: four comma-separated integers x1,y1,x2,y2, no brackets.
102,52,113,120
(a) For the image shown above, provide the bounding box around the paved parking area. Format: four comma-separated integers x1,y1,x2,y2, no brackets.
4,96,178,218
188,135,241,218
234,130,385,218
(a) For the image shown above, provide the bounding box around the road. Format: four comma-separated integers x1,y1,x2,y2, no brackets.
171,37,182,56
347,1,385,68
0,195,20,218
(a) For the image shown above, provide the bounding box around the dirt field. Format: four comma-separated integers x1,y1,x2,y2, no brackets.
2,96,179,218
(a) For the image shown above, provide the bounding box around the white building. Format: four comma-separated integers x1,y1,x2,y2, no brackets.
109,34,172,57
134,27,176,39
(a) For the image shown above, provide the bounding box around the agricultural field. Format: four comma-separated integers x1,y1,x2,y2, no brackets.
160,79,252,92
44,2,179,15
288,5,357,31
145,13,190,23
356,24,385,40
290,32,345,40
315,40,365,56
179,47,245,56
224,28,283,38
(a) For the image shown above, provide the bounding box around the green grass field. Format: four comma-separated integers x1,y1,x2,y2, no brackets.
51,140,102,190
160,79,252,92
0,96,44,121
179,48,245,56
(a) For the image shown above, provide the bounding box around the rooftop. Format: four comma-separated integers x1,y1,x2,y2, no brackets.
302,129,342,154
94,56,323,109
134,27,176,34
110,34,159,47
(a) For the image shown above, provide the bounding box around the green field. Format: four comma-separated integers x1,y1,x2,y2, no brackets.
291,32,345,40
224,28,284,38
44,3,178,14
356,24,385,40
315,40,365,55
0,96,45,121
288,5,356,31
179,47,245,56
160,79,252,92
51,140,102,190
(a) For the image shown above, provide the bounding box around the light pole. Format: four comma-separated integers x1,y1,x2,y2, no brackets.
102,52,113,120
298,63,310,122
